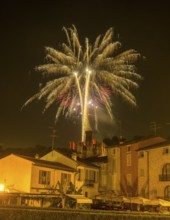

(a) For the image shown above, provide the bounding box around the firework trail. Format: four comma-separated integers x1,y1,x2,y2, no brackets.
24,25,142,142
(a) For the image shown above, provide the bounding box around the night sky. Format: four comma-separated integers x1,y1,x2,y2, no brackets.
0,1,170,149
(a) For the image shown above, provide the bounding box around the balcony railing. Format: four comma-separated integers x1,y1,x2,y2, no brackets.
159,174,170,181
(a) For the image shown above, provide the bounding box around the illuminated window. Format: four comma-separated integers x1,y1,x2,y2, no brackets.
39,170,50,185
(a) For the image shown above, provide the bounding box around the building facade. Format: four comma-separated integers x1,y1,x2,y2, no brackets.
138,141,170,199
0,154,75,194
41,150,99,198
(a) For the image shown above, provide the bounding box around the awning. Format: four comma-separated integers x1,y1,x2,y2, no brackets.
66,194,92,204
129,197,151,205
145,199,170,207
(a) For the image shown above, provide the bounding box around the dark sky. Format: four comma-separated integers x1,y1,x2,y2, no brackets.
0,1,170,149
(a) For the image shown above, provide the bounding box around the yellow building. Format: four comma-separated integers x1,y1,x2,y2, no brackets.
138,140,170,199
0,154,75,194
106,146,121,195
41,150,99,198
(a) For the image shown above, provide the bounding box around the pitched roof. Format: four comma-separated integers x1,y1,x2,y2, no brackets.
8,154,76,172
42,149,100,169
77,158,100,169
137,140,170,151
79,156,108,164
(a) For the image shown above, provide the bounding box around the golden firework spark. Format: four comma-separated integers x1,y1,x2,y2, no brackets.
24,25,142,142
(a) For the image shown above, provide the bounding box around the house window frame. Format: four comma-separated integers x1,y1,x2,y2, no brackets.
127,173,132,186
127,145,131,152
127,153,131,166
112,148,116,155
164,185,170,199
163,148,169,155
161,163,170,181
39,170,51,185
61,173,71,185
85,169,97,183
138,151,144,158
77,169,82,181
139,168,145,177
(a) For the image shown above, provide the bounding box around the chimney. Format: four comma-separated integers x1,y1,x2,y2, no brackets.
69,141,76,151
35,154,39,159
71,152,77,161
85,130,92,145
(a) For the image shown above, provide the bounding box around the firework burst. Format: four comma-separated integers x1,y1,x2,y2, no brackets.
24,25,142,142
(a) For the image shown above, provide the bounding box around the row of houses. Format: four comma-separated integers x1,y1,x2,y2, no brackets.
0,134,170,206
94,135,170,200
76,134,170,200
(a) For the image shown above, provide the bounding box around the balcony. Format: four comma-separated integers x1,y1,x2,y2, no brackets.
159,174,170,181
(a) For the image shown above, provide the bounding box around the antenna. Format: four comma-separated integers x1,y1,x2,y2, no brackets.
49,127,58,151
149,121,161,136
118,120,123,138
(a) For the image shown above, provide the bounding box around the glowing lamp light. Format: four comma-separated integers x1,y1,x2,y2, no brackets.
0,184,5,192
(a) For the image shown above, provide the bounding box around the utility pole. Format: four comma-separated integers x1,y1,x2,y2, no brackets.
49,127,58,151
149,121,161,136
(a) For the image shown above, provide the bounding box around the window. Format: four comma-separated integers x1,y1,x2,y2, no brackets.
140,169,144,177
164,186,170,199
127,145,131,152
85,170,97,182
109,158,116,172
163,164,170,174
112,149,116,155
84,170,98,187
138,151,144,158
61,173,71,185
163,148,169,155
39,170,51,185
77,169,82,181
85,191,88,197
127,174,132,186
127,154,131,166
161,164,170,181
